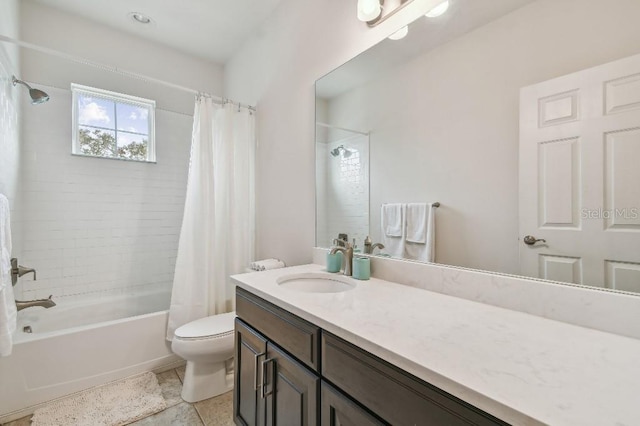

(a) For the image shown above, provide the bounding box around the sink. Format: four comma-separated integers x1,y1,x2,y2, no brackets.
276,272,356,293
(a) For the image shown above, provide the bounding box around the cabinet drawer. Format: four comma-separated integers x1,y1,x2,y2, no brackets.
322,332,509,426
236,287,320,371
321,381,387,426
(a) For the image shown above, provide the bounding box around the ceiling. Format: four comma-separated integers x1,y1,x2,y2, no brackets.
317,0,536,99
31,0,284,64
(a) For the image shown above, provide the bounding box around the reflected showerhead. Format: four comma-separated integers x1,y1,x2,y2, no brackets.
330,145,353,158
12,76,50,105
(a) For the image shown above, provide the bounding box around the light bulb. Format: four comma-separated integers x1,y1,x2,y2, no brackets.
388,26,408,41
357,0,382,22
425,0,449,18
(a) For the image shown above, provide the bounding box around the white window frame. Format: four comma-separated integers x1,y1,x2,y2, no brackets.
71,83,156,162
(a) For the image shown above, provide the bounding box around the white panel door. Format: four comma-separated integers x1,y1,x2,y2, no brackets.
520,53,640,291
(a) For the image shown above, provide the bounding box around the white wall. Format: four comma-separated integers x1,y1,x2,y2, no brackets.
225,0,445,265
0,0,21,261
323,0,640,274
12,2,224,301
227,0,640,270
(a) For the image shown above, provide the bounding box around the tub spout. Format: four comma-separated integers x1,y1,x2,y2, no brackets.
16,295,56,312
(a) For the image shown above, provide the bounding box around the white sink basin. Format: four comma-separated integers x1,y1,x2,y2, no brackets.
276,272,356,293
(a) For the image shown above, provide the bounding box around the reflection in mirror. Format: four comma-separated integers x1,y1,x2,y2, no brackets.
315,0,640,294
316,121,369,250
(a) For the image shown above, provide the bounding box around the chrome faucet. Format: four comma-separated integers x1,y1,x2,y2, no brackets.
10,258,37,287
16,295,56,312
330,243,354,276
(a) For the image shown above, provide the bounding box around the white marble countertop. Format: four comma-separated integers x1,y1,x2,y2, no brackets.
231,264,640,426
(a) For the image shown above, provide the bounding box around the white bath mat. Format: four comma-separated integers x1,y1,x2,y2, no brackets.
31,372,167,426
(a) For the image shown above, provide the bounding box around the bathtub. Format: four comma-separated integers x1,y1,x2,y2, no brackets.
0,290,181,422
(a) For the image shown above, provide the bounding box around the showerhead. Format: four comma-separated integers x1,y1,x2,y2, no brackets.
12,76,50,105
330,145,353,158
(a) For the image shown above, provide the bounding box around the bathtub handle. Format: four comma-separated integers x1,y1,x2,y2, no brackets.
254,351,265,391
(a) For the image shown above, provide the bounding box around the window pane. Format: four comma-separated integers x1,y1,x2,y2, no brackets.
77,95,115,129
117,132,148,161
78,126,116,158
116,103,150,135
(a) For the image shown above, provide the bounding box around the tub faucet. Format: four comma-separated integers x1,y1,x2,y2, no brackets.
16,295,55,312
330,243,353,276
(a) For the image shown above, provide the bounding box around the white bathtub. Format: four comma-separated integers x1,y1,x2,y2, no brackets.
0,290,181,422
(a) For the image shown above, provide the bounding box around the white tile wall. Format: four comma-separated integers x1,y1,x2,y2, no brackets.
0,46,22,262
316,134,370,248
15,86,192,302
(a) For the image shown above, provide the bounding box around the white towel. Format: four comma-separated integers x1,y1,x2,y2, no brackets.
380,204,405,258
250,259,286,271
404,203,436,262
382,204,403,237
406,203,428,243
0,194,17,357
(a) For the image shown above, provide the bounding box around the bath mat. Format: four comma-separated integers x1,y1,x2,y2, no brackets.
31,372,167,426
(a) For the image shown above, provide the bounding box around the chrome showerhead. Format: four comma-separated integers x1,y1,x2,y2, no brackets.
330,145,353,158
12,76,50,105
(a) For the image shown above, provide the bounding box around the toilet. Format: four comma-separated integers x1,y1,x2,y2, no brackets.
171,311,236,403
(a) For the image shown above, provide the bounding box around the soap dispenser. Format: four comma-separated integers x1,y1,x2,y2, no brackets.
364,236,372,254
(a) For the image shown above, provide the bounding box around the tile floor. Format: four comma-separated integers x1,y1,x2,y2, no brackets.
3,366,234,426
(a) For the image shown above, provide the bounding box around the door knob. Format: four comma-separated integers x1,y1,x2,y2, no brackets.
523,235,546,246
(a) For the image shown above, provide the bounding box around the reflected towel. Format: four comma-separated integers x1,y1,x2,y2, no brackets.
0,194,16,357
382,204,403,237
381,204,405,258
406,203,428,243
404,203,436,262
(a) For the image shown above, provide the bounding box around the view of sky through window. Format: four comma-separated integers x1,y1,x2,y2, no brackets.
74,87,154,162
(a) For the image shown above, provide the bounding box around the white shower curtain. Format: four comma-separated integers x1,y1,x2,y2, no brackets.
166,97,255,340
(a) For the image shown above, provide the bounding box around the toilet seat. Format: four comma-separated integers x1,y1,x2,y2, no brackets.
174,311,236,340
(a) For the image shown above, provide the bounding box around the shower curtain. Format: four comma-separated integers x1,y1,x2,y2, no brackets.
166,97,255,341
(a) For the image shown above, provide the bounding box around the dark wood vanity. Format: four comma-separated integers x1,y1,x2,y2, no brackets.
233,287,508,426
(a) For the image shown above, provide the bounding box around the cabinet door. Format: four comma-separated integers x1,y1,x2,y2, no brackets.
264,342,320,426
235,318,268,426
321,381,387,426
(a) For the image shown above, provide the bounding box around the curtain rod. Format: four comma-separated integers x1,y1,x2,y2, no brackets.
316,122,369,136
0,34,256,112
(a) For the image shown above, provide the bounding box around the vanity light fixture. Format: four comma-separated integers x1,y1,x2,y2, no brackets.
388,25,409,40
357,0,383,23
359,0,451,27
425,0,450,18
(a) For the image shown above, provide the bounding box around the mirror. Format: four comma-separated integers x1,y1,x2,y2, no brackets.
315,0,640,294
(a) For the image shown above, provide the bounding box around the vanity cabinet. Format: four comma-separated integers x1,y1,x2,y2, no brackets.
234,287,508,426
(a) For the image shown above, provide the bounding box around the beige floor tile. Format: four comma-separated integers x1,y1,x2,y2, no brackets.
176,366,186,383
128,402,203,426
194,391,234,426
1,415,31,426
157,369,184,407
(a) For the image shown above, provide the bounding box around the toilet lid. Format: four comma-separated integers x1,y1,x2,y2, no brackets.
174,311,236,339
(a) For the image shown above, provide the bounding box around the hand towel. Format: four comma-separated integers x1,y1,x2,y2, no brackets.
404,203,436,262
406,203,428,243
0,194,17,357
380,204,405,258
381,204,403,237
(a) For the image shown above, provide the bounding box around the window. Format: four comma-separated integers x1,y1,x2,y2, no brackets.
72,84,156,162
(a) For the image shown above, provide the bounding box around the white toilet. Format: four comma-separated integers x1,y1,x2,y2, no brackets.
171,311,236,403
